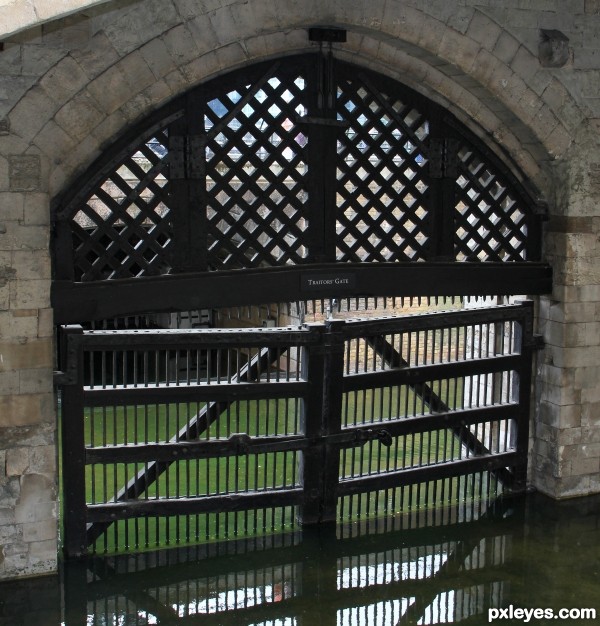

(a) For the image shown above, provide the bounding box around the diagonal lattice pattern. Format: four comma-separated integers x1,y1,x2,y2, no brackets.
71,132,171,281
57,55,542,288
335,74,431,262
205,71,309,269
455,146,528,262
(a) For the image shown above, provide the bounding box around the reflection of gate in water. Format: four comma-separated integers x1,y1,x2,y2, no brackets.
63,496,520,626
59,302,534,557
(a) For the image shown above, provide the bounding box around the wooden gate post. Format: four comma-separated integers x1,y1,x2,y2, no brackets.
320,319,346,523
298,320,345,525
59,325,88,558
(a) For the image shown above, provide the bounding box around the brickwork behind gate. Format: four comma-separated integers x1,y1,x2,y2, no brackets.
1,0,600,579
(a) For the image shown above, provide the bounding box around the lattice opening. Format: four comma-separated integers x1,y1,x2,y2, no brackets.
336,74,430,263
205,73,309,269
455,146,528,262
71,131,172,281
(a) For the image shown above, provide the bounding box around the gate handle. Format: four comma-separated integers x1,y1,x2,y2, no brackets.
356,428,393,448
376,429,393,448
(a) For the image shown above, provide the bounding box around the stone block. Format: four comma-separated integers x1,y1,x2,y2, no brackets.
15,500,56,525
9,279,50,309
243,0,287,34
0,393,53,428
0,507,15,525
0,222,49,252
570,456,600,476
12,251,51,281
119,80,172,124
140,38,176,80
447,6,474,34
214,42,248,72
21,43,65,79
557,427,583,446
582,321,600,346
34,120,76,167
116,50,157,97
88,109,127,151
28,445,55,475
55,133,100,185
41,14,91,50
545,123,573,158
553,344,600,368
7,86,59,143
39,56,88,107
0,281,10,311
0,192,25,222
22,193,50,226
8,156,40,192
88,66,136,116
0,476,21,508
581,383,600,405
37,308,53,339
18,473,56,504
163,24,201,66
417,15,448,56
180,52,219,85
541,380,581,407
19,368,53,395
2,540,27,556
186,15,221,56
0,311,39,340
0,423,55,449
466,10,503,51
71,31,120,81
0,524,20,547
574,366,600,389
101,0,179,56
28,538,57,560
493,30,520,64
438,29,481,71
55,91,105,143
5,447,29,476
22,519,56,543
581,425,600,442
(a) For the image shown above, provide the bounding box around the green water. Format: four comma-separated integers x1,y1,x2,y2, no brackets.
1,492,599,625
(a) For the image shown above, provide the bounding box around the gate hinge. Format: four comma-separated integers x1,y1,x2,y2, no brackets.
429,138,459,178
525,334,545,350
53,370,76,386
169,135,205,180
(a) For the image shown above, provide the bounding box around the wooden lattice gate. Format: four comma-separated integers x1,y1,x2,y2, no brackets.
58,302,534,557
51,45,551,558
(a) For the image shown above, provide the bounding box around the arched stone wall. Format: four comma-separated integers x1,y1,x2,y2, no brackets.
1,0,599,580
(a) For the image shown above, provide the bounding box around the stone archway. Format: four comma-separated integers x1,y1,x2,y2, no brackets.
2,0,599,581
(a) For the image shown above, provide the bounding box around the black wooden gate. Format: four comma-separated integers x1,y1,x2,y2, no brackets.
59,302,534,558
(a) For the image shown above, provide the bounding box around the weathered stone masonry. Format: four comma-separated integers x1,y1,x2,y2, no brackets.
1,0,600,579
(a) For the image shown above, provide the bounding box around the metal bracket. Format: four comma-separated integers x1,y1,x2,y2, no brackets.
429,138,459,179
526,334,545,350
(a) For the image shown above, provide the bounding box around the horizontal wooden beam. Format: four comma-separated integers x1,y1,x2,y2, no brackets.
86,488,303,522
337,452,519,496
82,379,307,407
84,404,519,464
52,261,552,324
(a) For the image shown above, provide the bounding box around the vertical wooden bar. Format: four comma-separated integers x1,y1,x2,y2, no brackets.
60,325,89,558
298,324,326,524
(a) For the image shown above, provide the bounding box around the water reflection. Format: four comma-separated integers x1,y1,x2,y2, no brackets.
1,492,599,625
